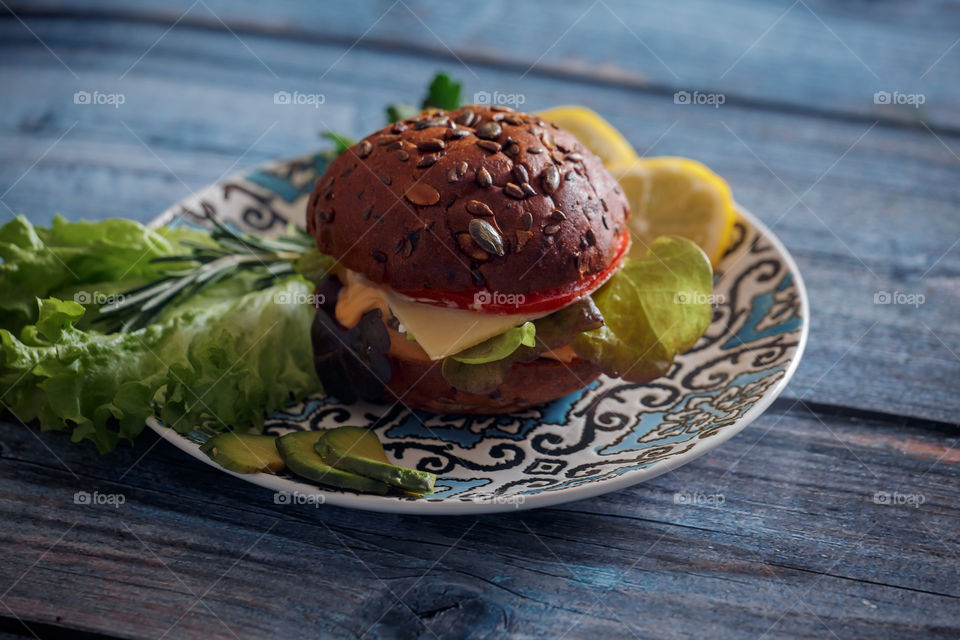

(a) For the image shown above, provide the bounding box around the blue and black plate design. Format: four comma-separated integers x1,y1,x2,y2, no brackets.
150,153,808,514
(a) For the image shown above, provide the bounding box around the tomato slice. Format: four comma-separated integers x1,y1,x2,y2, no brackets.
393,231,631,315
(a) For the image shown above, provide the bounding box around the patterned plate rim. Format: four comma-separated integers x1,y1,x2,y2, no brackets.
145,172,809,514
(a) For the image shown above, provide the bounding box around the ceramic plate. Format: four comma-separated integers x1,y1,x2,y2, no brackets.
148,152,808,514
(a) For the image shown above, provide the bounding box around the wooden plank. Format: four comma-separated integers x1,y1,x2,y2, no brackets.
0,405,957,639
7,0,960,130
0,621,118,640
1,8,955,640
1,18,959,424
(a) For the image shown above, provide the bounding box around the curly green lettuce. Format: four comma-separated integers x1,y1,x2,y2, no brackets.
0,214,209,333
440,236,713,392
0,217,320,453
571,235,713,382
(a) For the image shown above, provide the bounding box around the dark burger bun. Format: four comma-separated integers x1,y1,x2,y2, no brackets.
307,104,630,295
385,355,602,414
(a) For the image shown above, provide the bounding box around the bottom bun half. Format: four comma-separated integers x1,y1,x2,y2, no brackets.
385,354,602,414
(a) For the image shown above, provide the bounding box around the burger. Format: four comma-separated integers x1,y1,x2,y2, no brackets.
306,104,711,414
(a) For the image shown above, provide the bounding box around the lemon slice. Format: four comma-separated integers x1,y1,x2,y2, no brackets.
536,105,637,168
535,104,735,265
609,157,736,267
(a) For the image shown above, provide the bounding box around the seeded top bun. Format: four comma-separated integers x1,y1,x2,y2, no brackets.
306,104,630,295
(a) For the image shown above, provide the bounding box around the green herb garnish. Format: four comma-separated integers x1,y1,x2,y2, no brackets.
385,103,419,123
95,212,319,333
422,72,462,110
320,131,357,157
385,72,463,124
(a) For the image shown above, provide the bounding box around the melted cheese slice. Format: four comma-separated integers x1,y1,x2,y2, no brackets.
335,269,541,360
382,289,539,360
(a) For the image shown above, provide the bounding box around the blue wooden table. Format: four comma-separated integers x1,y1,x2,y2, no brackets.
1,2,958,638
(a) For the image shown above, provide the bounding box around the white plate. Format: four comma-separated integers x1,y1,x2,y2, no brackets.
149,152,808,514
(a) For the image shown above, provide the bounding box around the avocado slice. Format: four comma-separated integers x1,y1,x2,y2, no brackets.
199,432,285,474
276,431,390,494
314,426,436,494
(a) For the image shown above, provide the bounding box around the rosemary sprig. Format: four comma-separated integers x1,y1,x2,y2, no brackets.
95,211,314,333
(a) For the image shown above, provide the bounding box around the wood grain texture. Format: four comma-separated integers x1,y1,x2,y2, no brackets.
1,4,958,638
9,0,960,131
1,404,958,640
1,17,959,421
